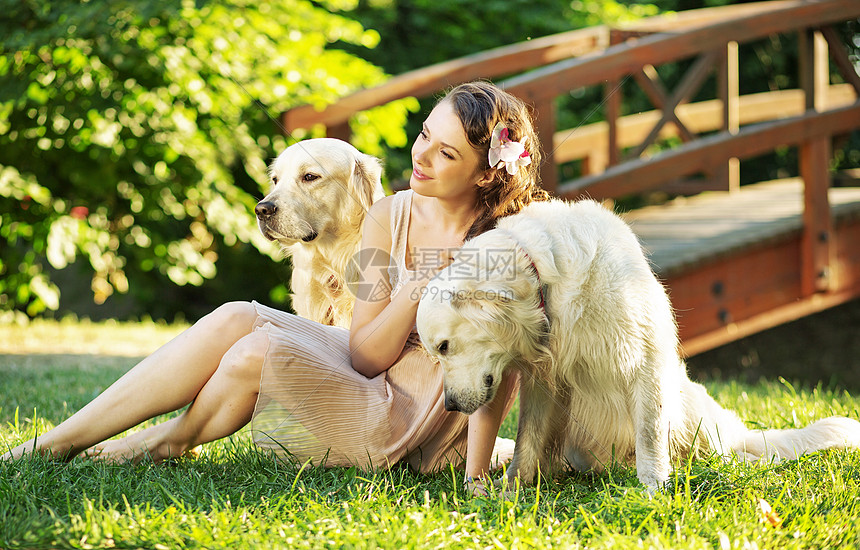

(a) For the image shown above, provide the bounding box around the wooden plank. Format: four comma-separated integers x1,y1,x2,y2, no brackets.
625,179,860,276
633,65,696,143
325,121,352,143
605,78,622,167
279,1,807,133
800,29,830,112
682,285,860,356
627,180,802,275
670,237,802,346
799,30,833,295
717,41,740,192
720,42,740,134
621,182,860,355
502,0,860,103
558,102,860,201
677,216,860,356
616,1,798,34
834,221,860,289
633,65,667,110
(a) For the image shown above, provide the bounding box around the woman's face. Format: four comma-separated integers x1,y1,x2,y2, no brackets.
410,100,490,201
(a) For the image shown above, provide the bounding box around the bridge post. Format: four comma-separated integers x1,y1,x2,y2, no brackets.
325,121,353,144
605,77,622,169
532,98,558,194
799,28,834,295
717,41,740,193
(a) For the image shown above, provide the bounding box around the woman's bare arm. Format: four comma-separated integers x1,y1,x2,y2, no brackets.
464,372,517,493
349,197,434,377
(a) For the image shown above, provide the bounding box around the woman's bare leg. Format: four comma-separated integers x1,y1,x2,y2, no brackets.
89,330,268,462
2,301,259,460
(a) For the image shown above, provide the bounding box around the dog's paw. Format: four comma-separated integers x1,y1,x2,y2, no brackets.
493,475,520,500
637,473,669,496
505,464,537,486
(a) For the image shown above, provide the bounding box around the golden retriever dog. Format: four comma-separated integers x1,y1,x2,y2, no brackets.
416,198,860,490
256,138,384,327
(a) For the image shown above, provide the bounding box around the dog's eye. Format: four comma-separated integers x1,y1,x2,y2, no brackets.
302,173,320,183
484,374,494,387
437,340,449,355
271,176,278,186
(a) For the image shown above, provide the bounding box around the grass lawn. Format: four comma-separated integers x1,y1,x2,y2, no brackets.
1,320,859,549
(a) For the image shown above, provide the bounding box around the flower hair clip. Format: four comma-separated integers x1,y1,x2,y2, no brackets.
488,122,531,175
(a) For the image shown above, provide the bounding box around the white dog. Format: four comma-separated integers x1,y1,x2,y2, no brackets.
256,138,384,328
416,198,860,489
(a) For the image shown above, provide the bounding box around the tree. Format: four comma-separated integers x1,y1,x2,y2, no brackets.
0,0,413,320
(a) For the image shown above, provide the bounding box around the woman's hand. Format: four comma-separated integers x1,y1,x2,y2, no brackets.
465,476,490,498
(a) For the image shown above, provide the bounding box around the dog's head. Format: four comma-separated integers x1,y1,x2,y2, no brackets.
416,233,550,414
256,138,384,247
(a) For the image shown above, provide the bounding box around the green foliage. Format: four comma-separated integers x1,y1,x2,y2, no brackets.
343,0,659,75
0,0,410,319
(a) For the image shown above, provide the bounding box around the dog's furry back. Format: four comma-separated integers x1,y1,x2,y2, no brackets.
494,200,681,396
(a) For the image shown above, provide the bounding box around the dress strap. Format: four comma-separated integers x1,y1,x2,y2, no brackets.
389,190,412,269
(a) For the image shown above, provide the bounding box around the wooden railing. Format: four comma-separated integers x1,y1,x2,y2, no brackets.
281,1,795,136
501,0,860,196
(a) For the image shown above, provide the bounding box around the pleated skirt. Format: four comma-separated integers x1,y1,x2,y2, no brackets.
250,301,476,473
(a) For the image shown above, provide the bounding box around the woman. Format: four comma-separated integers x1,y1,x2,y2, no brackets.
3,81,548,491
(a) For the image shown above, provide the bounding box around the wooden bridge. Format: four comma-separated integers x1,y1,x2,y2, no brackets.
282,0,860,357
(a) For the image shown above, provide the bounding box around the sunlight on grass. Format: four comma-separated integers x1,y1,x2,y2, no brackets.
0,317,188,356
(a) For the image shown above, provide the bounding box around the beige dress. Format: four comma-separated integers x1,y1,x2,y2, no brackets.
251,190,514,473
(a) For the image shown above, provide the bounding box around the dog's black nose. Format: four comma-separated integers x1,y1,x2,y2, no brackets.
255,201,277,218
444,394,460,412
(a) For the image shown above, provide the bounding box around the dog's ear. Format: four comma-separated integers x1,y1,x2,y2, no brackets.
450,286,511,312
350,152,384,211
451,282,549,363
449,290,472,310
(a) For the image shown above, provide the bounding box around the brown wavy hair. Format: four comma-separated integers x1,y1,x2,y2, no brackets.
441,81,550,240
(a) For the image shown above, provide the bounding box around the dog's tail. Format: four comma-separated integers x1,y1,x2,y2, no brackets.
733,416,860,462
684,381,860,463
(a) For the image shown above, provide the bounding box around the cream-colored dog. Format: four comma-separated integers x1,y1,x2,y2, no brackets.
416,198,860,490
256,138,384,327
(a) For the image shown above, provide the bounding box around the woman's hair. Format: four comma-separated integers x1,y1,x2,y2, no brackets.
441,81,550,240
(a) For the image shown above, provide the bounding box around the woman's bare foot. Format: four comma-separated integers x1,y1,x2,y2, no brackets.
1,438,76,462
82,417,190,464
490,437,516,471
1,438,37,461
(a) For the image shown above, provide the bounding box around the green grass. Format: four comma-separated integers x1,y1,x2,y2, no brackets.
2,321,860,549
